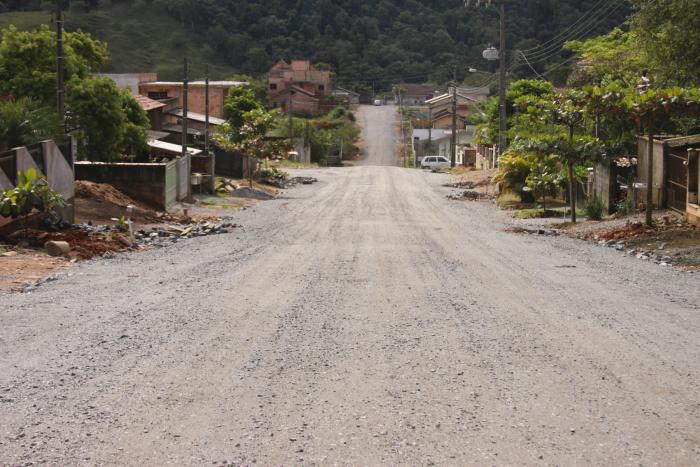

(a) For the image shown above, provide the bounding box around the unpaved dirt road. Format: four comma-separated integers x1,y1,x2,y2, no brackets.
1,113,699,465
357,104,399,166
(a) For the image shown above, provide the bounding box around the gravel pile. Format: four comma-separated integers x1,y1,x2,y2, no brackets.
447,189,495,201
596,238,676,266
134,221,238,247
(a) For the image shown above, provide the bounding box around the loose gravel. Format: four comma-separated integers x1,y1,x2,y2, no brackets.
1,166,698,465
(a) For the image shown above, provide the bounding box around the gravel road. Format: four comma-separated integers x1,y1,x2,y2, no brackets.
357,104,400,166
1,108,699,465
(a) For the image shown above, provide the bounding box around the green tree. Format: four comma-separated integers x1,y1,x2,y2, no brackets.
565,28,648,87
630,0,700,87
525,155,564,212
215,107,282,186
0,25,109,106
120,88,150,156
0,98,60,151
67,76,150,162
222,87,263,139
520,90,605,223
229,74,269,103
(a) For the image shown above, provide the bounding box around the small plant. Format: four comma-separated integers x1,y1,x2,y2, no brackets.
0,169,65,227
256,167,289,181
615,198,634,217
111,215,129,232
584,196,605,220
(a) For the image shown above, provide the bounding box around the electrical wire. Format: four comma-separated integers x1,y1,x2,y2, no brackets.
520,0,611,53
520,0,625,64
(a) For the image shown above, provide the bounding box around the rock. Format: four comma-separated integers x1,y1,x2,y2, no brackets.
1,251,18,257
44,241,70,257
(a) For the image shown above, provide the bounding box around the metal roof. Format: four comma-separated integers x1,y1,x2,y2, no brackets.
141,81,247,87
147,139,202,156
169,109,225,125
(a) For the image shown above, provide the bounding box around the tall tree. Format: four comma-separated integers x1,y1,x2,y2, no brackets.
67,77,149,162
0,25,109,106
0,98,61,151
630,0,700,87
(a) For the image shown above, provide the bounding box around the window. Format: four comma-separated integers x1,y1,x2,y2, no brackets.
148,91,169,100
319,84,325,91
270,83,277,90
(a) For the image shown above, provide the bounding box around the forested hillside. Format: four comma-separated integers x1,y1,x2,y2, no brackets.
0,0,629,88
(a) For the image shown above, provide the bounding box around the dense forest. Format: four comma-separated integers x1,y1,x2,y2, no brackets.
0,0,629,89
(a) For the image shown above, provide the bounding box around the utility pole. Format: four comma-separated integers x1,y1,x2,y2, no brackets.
55,1,65,127
288,93,293,150
498,1,507,153
451,84,457,168
182,58,188,160
204,64,210,157
467,0,509,160
428,106,433,158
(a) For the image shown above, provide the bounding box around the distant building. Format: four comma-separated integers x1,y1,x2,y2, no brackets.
132,93,166,131
138,80,248,119
333,87,360,105
396,84,489,107
426,89,476,130
99,73,158,94
268,59,333,115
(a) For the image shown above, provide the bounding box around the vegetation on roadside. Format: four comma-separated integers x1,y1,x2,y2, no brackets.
0,168,64,224
0,23,150,160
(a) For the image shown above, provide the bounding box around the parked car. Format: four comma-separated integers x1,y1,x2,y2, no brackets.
373,99,382,106
420,156,451,171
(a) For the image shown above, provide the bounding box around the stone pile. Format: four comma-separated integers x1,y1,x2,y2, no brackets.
597,239,675,266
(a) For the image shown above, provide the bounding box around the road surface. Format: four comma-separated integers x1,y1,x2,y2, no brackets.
1,113,699,465
357,104,400,166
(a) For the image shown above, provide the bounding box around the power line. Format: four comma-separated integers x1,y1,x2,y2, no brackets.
521,0,625,64
520,0,611,53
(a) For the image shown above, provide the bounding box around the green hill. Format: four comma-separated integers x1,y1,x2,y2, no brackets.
0,0,630,88
0,4,237,80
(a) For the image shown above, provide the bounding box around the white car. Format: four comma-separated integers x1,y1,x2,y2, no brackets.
373,99,382,106
420,156,451,171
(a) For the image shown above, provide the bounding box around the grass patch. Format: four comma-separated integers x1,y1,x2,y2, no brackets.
515,207,586,219
496,192,524,210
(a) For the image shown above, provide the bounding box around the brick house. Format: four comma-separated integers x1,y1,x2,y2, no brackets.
138,80,247,119
268,59,332,115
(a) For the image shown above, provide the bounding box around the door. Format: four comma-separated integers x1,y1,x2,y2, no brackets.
666,150,688,211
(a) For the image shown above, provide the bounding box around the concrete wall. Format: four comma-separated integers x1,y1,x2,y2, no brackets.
593,162,616,214
75,162,168,209
0,140,74,231
100,73,158,94
637,136,667,208
75,157,192,211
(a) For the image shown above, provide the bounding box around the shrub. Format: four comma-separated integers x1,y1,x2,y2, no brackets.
584,196,605,220
0,168,64,222
256,167,289,181
493,151,535,195
615,198,634,217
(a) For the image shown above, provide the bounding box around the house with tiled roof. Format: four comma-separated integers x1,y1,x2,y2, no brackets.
268,59,333,115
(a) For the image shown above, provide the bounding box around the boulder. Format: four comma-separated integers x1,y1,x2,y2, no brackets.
44,241,70,257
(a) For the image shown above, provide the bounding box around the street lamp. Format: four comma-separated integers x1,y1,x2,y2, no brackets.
482,46,499,62
466,0,509,160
